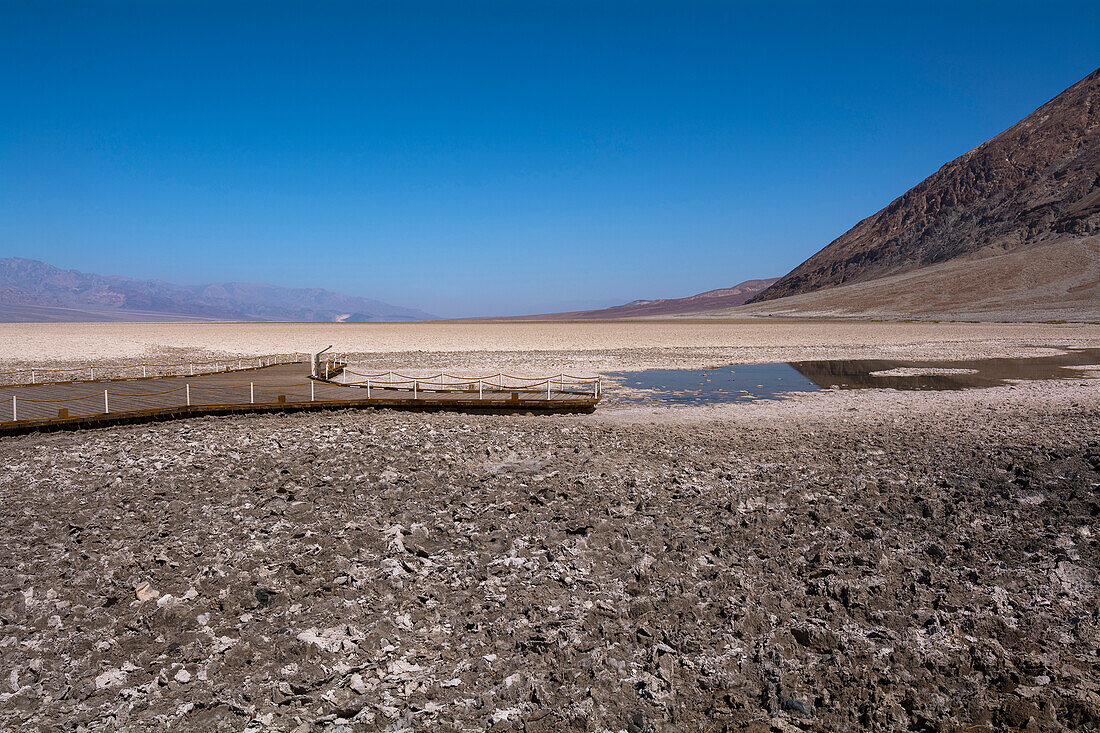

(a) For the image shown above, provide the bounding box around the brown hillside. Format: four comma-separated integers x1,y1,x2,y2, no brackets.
731,236,1099,321
489,278,777,320
751,68,1100,304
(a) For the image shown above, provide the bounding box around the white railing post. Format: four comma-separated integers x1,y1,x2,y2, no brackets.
11,395,16,422
547,379,551,400
325,363,329,379
239,358,242,370
366,378,371,399
311,380,315,401
31,370,35,384
250,383,254,404
190,363,194,376
186,384,190,406
479,380,483,399
142,365,147,378
89,367,94,381
414,380,418,399
560,373,564,393
103,390,108,413
275,355,279,365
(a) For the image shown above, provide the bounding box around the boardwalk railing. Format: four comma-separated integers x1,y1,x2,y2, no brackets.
0,353,309,387
4,382,317,423
1,370,601,425
331,367,602,400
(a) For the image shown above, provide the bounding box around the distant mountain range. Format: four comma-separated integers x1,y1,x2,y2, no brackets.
490,279,778,320
0,258,436,322
743,67,1099,319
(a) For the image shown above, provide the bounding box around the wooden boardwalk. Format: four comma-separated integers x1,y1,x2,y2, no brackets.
0,363,600,435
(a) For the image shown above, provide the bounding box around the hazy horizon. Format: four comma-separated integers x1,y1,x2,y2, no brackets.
3,1,1098,317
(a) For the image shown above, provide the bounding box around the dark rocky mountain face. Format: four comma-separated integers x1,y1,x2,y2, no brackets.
0,258,435,322
752,68,1100,303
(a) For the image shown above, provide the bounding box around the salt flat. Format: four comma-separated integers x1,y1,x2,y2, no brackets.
2,320,1099,373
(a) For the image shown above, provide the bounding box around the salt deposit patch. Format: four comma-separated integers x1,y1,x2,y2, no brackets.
870,367,981,377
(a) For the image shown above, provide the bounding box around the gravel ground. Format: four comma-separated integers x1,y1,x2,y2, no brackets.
1,369,1098,731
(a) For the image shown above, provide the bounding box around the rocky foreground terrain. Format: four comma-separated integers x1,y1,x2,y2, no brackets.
0,375,1097,731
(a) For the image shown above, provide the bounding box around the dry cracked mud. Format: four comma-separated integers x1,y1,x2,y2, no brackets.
1,372,1098,732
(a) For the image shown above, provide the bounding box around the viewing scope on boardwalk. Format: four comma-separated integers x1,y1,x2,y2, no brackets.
311,345,334,379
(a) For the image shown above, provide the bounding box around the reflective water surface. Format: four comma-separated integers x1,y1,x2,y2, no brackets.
607,348,1100,405
607,363,820,405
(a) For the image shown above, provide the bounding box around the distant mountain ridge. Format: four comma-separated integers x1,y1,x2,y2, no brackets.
750,68,1100,309
0,258,436,322
488,278,778,319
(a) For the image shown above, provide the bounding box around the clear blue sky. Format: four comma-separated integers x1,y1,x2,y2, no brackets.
2,1,1097,317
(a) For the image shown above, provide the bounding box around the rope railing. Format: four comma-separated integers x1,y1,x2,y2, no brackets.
1,370,601,424
333,367,602,400
0,353,310,387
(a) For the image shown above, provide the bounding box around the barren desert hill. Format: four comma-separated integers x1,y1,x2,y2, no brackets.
749,67,1100,309
728,234,1099,322
483,278,778,320
0,257,435,322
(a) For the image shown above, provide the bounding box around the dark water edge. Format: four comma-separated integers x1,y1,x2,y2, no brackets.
606,348,1100,405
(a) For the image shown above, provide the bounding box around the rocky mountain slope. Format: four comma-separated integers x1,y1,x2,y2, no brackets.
750,68,1100,310
0,258,435,322
492,278,778,320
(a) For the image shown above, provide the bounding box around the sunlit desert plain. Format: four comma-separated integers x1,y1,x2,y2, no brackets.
1,320,1098,730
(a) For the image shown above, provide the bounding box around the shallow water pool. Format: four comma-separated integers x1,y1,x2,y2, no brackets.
605,363,820,405
606,348,1100,405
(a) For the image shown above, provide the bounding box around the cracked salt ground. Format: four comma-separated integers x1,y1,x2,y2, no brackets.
0,379,1097,731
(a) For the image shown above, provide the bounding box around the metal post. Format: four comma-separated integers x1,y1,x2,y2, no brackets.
560,372,564,393
104,390,109,413
325,363,329,379
239,358,242,370
11,396,16,422
367,379,371,399
311,380,315,401
250,383,254,404
190,363,194,376
90,367,94,381
414,380,418,399
30,371,34,384
186,384,190,406
275,355,279,365
142,365,147,378
547,379,551,400
479,380,482,399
